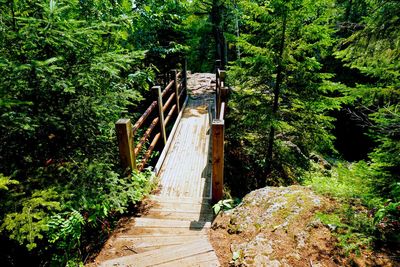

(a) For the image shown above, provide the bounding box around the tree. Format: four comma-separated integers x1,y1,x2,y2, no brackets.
0,0,153,264
335,0,400,203
226,0,342,189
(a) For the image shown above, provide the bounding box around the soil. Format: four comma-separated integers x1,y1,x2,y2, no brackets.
209,186,399,266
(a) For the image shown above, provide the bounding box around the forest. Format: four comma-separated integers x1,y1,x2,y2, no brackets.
0,0,399,266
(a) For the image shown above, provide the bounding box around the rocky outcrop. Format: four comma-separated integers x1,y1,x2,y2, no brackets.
210,186,337,266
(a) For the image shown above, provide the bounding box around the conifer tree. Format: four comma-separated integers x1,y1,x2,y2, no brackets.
227,0,342,187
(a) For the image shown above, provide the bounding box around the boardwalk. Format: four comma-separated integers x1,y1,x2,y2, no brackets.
91,73,220,266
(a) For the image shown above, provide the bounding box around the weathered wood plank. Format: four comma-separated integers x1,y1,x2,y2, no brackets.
133,218,211,229
156,251,220,267
118,226,209,237
144,210,214,221
100,239,214,267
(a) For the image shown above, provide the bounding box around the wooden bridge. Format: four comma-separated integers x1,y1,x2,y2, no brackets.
90,62,229,266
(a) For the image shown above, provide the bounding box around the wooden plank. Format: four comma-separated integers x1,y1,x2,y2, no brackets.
149,195,211,203
115,119,136,171
100,238,214,267
150,206,212,215
116,235,205,244
144,210,214,221
112,236,205,253
154,202,211,214
133,218,211,229
118,227,209,237
157,251,220,267
219,102,226,120
212,119,224,202
154,96,188,174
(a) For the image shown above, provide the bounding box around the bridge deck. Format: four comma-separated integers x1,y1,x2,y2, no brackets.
90,73,219,267
158,97,213,199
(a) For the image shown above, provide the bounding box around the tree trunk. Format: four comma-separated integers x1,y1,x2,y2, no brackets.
211,0,226,68
264,12,288,186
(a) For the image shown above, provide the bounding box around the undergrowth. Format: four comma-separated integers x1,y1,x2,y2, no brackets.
0,168,155,266
303,161,399,254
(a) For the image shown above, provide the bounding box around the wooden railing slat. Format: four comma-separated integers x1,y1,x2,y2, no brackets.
132,101,157,134
116,63,187,173
172,70,181,113
162,80,175,98
163,92,176,113
134,116,160,156
138,132,161,171
164,104,177,127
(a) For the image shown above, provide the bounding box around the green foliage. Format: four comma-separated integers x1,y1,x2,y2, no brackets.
304,161,377,202
225,0,345,191
0,173,19,191
0,0,161,264
306,160,399,251
316,205,375,255
212,198,240,215
333,0,400,240
48,209,85,265
1,189,61,250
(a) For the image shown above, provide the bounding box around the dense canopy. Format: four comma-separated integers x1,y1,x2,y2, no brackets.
0,0,398,265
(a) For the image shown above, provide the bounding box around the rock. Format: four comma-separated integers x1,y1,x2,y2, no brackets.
212,186,337,266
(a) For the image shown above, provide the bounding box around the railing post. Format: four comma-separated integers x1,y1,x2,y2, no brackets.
153,86,167,145
115,119,137,171
183,58,188,91
221,86,229,103
172,69,180,113
216,70,226,119
212,119,225,202
215,59,222,71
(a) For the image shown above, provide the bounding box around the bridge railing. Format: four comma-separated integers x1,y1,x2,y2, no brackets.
212,61,229,202
116,62,188,174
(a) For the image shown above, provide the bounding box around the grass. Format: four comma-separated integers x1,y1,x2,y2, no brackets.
302,161,381,254
303,161,376,202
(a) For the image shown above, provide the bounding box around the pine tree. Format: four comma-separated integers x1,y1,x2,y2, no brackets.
226,0,342,188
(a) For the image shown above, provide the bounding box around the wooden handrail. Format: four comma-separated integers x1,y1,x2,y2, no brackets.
116,62,187,172
132,101,157,134
137,132,161,171
162,80,175,98
134,116,159,155
163,92,176,113
164,104,177,126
